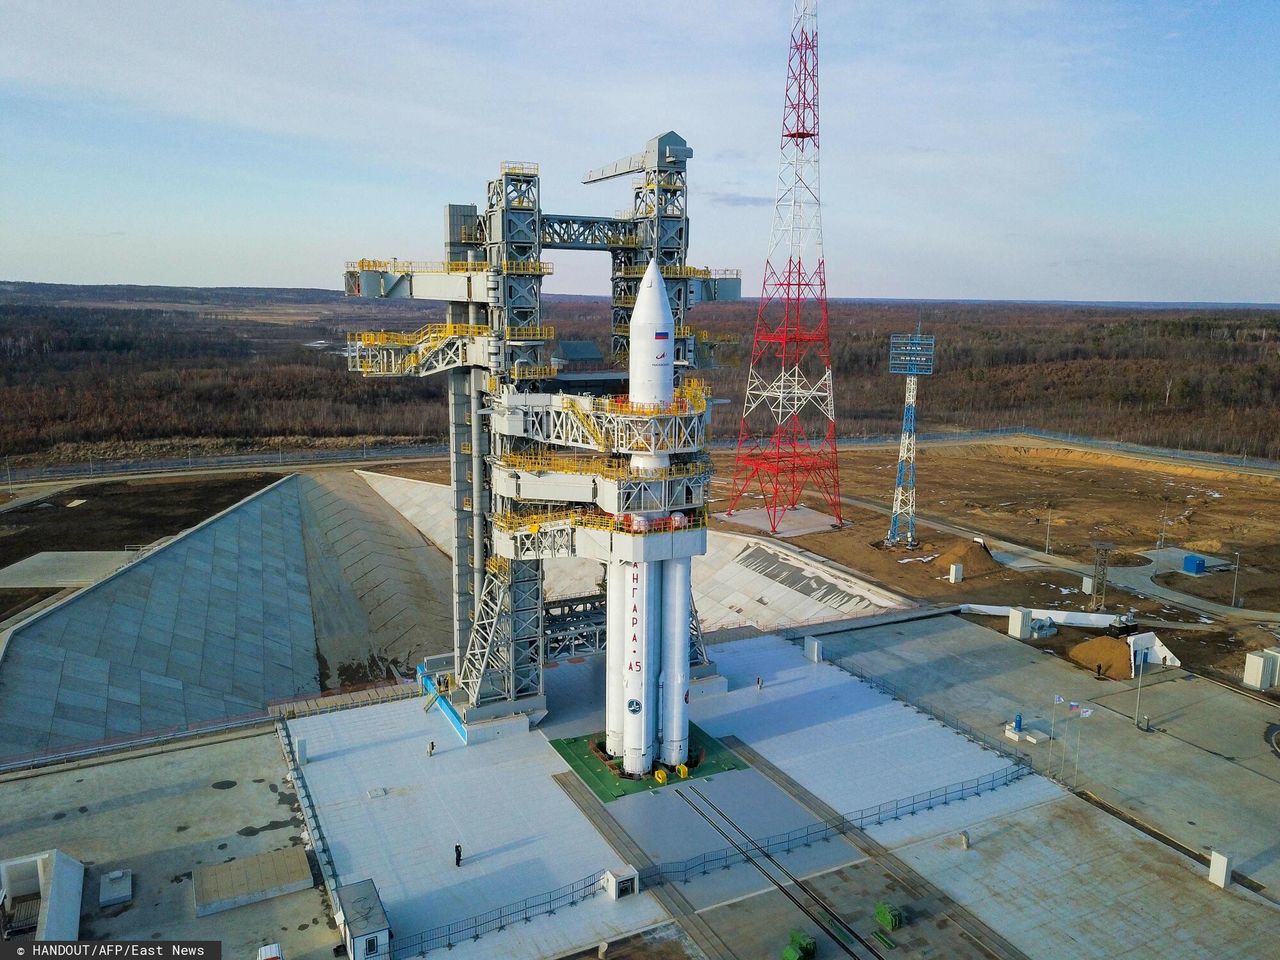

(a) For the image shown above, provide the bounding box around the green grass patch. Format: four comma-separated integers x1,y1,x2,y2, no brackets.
550,722,748,803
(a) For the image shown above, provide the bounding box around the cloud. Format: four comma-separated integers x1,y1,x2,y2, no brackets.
705,191,774,208
1,0,1275,299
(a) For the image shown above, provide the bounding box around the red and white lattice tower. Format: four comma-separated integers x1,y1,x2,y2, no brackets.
727,0,841,532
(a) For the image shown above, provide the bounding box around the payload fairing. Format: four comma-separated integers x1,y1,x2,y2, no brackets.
604,260,697,775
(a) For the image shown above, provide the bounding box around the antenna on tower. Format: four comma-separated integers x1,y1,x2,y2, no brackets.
725,0,842,533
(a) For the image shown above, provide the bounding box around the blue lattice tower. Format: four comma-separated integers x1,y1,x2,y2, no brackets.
885,327,935,547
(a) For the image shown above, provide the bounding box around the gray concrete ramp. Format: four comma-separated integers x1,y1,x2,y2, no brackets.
0,477,320,761
296,472,451,685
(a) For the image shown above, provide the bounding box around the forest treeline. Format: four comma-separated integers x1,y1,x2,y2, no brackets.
551,298,1280,459
0,304,445,461
2,291,1279,463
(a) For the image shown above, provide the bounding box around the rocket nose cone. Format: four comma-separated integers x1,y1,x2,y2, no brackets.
632,259,674,328
642,258,663,289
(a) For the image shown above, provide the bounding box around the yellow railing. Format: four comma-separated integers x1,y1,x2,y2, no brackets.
605,234,640,247
510,365,558,381
348,259,491,275
618,264,712,280
502,260,554,275
492,509,580,534
565,397,610,449
574,510,707,536
485,555,509,575
506,325,555,341
347,322,490,350
501,161,539,176
584,379,708,418
458,226,482,243
498,451,712,482
613,295,637,307
634,173,686,191
696,330,738,344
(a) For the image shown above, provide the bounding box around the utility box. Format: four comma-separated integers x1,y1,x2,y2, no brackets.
1007,608,1032,640
98,869,132,909
803,636,823,663
1209,850,1233,889
949,563,963,584
1183,555,1206,575
1081,575,1094,594
1243,648,1280,690
602,866,638,900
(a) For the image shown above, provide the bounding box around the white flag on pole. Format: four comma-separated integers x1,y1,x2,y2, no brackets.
1054,694,1064,704
1081,708,1094,718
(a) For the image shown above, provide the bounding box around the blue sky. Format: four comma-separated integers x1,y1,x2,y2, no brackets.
1,1,1277,301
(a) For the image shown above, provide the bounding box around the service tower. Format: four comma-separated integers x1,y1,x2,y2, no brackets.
344,134,735,777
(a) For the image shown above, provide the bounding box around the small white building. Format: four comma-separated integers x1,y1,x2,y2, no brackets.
336,879,390,960
0,849,83,940
1242,647,1280,691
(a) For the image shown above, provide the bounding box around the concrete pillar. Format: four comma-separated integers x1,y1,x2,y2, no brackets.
1209,850,1232,889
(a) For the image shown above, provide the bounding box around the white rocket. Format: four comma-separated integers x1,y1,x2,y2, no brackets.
604,259,691,776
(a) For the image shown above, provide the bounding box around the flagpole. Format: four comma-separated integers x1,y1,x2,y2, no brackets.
1049,696,1059,774
1070,716,1080,783
1074,713,1086,786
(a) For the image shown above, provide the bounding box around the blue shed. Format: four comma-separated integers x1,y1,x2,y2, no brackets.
1183,555,1206,575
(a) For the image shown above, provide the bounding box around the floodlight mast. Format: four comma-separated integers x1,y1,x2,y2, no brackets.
885,320,935,548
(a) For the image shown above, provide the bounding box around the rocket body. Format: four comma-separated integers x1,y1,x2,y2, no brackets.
606,258,691,776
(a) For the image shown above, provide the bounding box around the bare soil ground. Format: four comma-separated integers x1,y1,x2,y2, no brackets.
711,438,1276,680
1153,566,1280,612
825,441,1280,572
372,461,454,484
0,587,59,623
0,473,276,570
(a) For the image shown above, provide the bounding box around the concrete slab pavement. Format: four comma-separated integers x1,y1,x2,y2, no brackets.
819,614,1280,894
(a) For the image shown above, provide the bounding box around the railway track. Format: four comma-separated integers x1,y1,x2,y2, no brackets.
675,784,886,960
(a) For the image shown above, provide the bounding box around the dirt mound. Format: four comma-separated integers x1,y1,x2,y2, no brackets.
1184,538,1223,554
1068,635,1132,680
936,538,1004,577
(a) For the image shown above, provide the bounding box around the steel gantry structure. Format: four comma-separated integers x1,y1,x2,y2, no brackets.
884,324,935,548
345,132,739,722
